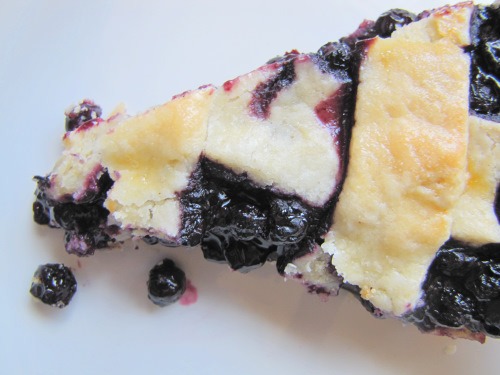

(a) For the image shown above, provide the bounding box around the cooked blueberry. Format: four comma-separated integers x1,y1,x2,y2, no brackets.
432,248,477,277
65,100,102,132
483,40,500,75
318,42,352,72
484,300,500,336
470,66,500,114
53,203,105,232
425,277,476,328
201,232,227,263
465,267,500,300
490,262,500,276
147,259,186,307
373,9,416,38
223,241,271,272
470,5,500,119
228,203,267,241
64,231,95,256
33,201,50,225
30,263,77,308
269,198,309,243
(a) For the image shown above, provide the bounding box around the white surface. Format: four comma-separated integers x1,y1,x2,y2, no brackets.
1,1,499,374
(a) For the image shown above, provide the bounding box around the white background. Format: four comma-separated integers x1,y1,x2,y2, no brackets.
1,1,499,374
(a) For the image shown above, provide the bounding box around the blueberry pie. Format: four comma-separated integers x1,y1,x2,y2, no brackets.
33,1,500,342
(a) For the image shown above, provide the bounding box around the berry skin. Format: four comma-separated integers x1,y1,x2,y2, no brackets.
29,264,77,308
373,9,416,38
65,100,102,132
33,201,50,225
147,259,186,307
269,198,309,244
317,42,352,71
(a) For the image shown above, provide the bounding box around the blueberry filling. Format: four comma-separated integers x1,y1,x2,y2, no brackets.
30,263,77,308
406,241,500,337
33,172,114,256
470,5,500,121
179,158,335,274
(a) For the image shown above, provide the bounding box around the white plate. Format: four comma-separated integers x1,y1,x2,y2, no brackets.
1,1,499,374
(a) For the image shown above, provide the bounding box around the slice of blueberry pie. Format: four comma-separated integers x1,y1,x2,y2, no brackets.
33,1,500,342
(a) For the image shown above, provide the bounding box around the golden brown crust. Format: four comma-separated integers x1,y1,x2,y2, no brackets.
323,3,473,315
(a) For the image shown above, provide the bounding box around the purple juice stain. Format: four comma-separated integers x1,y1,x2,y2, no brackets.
249,58,296,119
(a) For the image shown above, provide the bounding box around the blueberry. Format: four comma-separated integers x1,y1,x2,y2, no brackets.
483,40,500,75
484,300,500,336
227,203,267,241
33,201,50,225
470,66,500,115
64,231,96,257
147,259,186,307
56,196,110,230
425,277,476,328
201,232,227,263
33,176,52,226
65,100,102,132
269,198,309,243
470,5,500,118
317,42,352,71
432,249,477,277
373,9,416,38
222,241,271,272
30,263,77,308
465,267,500,301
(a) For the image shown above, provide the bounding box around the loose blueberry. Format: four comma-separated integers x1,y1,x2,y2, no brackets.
147,259,186,307
30,263,77,308
65,100,102,132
